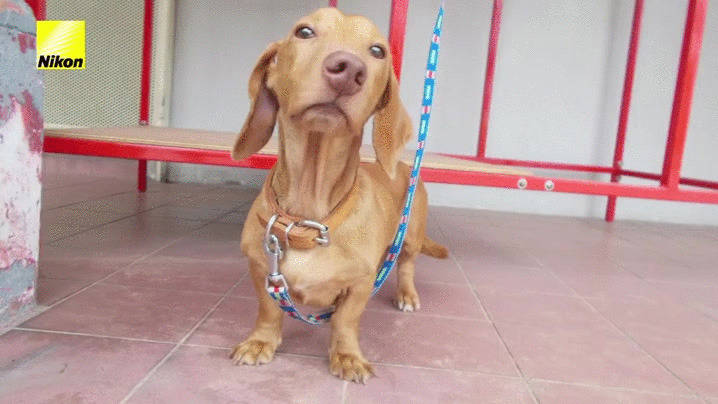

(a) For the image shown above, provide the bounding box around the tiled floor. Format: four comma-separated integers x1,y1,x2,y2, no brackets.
1,154,717,403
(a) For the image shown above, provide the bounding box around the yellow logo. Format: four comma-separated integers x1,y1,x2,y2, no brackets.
36,21,86,70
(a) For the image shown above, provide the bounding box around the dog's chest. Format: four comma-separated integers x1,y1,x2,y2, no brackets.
277,229,384,307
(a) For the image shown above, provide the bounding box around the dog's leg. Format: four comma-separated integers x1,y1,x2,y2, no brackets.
395,180,428,312
230,259,284,366
395,243,421,312
329,276,374,383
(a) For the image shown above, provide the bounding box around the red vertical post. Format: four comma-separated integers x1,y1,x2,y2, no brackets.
137,0,154,193
388,0,409,82
605,0,644,222
477,0,502,159
329,0,338,7
660,0,706,189
26,0,46,20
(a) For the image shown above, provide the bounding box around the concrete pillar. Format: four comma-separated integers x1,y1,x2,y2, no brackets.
0,0,43,331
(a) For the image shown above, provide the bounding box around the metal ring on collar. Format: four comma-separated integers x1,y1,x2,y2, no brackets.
297,220,330,246
284,221,296,249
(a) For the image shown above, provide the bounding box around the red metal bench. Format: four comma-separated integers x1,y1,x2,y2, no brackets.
33,0,718,221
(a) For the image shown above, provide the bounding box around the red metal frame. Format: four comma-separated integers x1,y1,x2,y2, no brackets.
26,0,46,20
44,136,718,205
444,0,716,220
136,0,154,192
605,0,644,221
661,0,707,189
42,0,718,221
477,0,502,159
388,0,409,81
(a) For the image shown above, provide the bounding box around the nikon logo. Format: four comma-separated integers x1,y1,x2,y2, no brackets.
37,55,83,69
36,21,86,70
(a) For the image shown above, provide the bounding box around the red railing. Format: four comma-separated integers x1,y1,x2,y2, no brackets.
39,0,717,221
434,0,715,221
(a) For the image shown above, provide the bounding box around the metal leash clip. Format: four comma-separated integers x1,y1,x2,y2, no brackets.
297,220,330,246
264,214,285,288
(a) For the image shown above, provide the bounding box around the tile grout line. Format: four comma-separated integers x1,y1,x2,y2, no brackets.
530,377,712,400
45,201,191,245
628,271,718,327
532,256,706,401
36,206,244,314
119,276,244,404
12,327,177,345
94,281,237,297
340,380,349,404
30,237,185,313
451,254,541,404
580,296,705,400
46,188,141,212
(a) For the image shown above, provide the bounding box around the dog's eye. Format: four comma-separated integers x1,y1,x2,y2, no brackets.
295,26,315,39
369,45,386,59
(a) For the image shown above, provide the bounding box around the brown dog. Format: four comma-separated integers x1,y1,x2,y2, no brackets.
230,8,448,383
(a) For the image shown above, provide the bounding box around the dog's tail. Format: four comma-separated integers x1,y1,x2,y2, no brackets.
421,236,449,259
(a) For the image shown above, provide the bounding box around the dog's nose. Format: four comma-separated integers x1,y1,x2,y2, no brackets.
323,51,367,95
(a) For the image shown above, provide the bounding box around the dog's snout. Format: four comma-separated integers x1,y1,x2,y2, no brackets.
323,51,367,96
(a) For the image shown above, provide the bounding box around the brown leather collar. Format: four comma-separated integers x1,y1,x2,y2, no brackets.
258,170,359,250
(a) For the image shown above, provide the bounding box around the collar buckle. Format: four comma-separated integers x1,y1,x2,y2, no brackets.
297,220,330,247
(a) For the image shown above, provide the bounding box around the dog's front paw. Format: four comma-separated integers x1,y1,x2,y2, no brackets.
396,289,421,312
329,352,375,383
230,339,278,366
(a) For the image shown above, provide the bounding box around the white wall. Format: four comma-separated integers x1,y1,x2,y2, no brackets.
169,0,718,225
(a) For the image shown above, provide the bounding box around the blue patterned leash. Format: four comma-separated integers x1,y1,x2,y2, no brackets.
264,3,445,324
372,4,444,295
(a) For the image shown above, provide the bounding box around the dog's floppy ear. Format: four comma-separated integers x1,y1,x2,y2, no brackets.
231,42,281,161
372,61,413,178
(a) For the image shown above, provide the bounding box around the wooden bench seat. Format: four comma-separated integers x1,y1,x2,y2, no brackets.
43,125,530,178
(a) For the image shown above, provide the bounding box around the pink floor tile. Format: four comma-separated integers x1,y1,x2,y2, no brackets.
38,244,134,281
8,154,718,401
649,281,718,321
185,295,258,349
41,206,131,230
0,330,172,403
479,292,620,334
139,204,233,222
154,238,245,263
441,237,540,267
629,335,718,397
630,261,718,284
191,298,515,375
41,183,130,210
346,365,534,404
101,257,245,294
555,272,668,302
48,217,202,259
216,210,250,224
360,310,518,376
22,284,221,342
127,346,342,403
412,254,466,284
462,264,573,295
530,381,704,404
229,271,255,297
589,298,718,346
35,277,91,306
62,191,168,215
187,296,332,358
495,323,692,394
